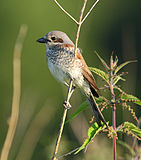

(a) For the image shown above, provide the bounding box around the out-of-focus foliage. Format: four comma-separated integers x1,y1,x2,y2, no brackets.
0,0,141,159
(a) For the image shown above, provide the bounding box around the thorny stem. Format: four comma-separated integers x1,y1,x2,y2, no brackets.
112,98,116,160
109,56,116,160
52,79,73,160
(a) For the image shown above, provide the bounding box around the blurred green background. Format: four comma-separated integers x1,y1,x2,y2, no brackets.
0,0,141,159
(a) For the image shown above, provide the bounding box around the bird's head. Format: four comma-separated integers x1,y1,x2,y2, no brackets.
37,31,74,49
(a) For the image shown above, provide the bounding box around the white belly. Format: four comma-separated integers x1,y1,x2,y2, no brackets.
48,61,69,85
47,58,91,95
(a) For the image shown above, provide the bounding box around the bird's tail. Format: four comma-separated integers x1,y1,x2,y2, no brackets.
87,93,107,127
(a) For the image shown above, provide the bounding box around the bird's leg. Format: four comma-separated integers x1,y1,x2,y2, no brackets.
63,80,75,109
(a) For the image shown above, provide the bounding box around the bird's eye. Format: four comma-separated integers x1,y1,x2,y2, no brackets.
51,36,56,40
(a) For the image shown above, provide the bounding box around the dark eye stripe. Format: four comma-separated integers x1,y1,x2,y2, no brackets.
54,38,64,43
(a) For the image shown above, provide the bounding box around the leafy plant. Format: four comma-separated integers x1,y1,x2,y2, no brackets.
67,53,141,159
75,122,108,154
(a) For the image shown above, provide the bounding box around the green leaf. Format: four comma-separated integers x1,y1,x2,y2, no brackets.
117,140,135,157
75,122,107,154
114,60,137,75
121,94,141,106
65,101,89,124
95,96,106,104
89,67,109,84
113,75,126,85
123,122,141,138
95,51,110,71
66,97,106,124
66,96,106,124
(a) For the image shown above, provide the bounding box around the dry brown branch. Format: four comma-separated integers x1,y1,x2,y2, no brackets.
0,24,28,160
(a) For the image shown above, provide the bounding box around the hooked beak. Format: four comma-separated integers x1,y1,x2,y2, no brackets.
36,37,47,43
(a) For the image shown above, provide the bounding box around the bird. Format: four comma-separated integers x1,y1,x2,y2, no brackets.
37,30,107,126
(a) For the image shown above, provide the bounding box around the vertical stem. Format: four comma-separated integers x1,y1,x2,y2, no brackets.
110,56,116,160
0,25,27,160
52,108,68,160
52,0,89,159
113,103,116,160
74,0,87,57
52,80,73,160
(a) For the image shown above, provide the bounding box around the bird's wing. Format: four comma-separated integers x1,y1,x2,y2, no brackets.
76,51,99,97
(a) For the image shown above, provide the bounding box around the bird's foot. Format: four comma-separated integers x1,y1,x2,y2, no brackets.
63,101,72,109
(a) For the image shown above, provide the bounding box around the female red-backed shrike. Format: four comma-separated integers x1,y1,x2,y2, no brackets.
37,31,106,126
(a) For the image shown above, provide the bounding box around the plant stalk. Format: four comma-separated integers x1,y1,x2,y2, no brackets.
52,79,73,160
0,25,27,160
110,56,116,160
113,103,116,160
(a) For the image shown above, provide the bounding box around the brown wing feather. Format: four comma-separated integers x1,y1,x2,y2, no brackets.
76,51,99,97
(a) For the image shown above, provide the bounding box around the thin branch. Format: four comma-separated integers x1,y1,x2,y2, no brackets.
74,0,87,57
81,0,100,24
52,79,74,160
54,0,79,24
52,109,67,160
54,0,99,58
57,147,80,159
109,55,116,160
0,24,28,160
52,0,100,159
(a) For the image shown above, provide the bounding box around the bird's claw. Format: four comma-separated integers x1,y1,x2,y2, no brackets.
63,101,72,109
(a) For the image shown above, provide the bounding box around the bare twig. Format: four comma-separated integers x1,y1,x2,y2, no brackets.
74,0,87,57
52,79,74,160
0,24,28,160
81,0,100,24
53,0,100,58
54,0,79,24
57,147,80,159
52,0,100,159
52,1,88,159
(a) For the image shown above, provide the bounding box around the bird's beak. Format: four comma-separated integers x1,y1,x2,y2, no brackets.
36,37,47,43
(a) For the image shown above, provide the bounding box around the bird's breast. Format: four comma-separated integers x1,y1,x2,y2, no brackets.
47,60,69,85
46,48,85,87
